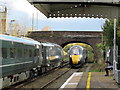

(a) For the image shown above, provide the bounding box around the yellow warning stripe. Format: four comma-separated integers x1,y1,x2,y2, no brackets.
48,56,56,60
86,72,91,90
72,55,80,64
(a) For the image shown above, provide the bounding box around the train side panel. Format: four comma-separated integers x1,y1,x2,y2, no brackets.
0,35,64,89
41,43,64,72
0,35,42,88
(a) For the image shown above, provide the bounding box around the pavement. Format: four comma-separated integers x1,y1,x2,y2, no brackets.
59,72,120,89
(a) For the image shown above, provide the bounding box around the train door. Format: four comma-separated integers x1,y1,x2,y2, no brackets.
38,45,43,66
41,45,46,67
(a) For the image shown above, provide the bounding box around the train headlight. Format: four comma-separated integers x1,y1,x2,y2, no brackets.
47,64,50,66
70,55,72,58
46,57,49,59
56,56,59,58
81,55,83,58
36,45,39,48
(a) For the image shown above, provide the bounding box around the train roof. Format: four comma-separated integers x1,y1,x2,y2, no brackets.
0,34,41,46
41,42,61,47
41,43,55,47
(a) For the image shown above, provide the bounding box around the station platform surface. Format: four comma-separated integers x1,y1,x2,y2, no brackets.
60,72,120,89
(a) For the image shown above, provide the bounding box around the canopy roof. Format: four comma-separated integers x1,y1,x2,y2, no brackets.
28,0,120,18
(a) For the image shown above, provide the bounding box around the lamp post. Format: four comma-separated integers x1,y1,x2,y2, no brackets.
9,20,15,35
113,18,116,78
114,19,116,62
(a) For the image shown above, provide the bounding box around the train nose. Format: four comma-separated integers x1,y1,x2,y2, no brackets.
72,55,81,64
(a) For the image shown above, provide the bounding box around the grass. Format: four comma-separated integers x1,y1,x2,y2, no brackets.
90,69,101,72
89,60,106,72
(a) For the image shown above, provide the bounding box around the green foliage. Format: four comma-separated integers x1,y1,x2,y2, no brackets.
96,43,104,59
96,43,105,50
102,19,114,46
63,43,92,52
117,26,120,46
102,19,120,47
63,43,94,62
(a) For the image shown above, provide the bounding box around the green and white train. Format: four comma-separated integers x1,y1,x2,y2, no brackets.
0,34,64,88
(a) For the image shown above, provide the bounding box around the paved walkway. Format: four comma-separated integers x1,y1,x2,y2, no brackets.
60,72,120,89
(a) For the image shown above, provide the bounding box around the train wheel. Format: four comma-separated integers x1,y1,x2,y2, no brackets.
38,68,42,75
29,70,34,79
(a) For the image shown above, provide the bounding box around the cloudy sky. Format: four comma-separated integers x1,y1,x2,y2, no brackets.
1,0,105,31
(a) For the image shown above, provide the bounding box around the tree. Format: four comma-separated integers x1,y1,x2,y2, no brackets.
8,20,29,36
102,19,120,47
102,19,120,62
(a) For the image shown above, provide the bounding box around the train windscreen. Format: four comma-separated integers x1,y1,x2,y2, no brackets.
71,47,82,55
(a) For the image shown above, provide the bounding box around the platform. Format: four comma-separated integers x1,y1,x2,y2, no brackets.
59,72,120,89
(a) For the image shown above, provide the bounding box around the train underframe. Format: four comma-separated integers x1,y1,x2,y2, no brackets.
0,62,62,89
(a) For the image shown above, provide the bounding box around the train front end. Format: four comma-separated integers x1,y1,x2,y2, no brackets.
69,45,84,67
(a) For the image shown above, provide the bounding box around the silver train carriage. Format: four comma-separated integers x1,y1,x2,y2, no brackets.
69,45,87,67
0,34,64,89
41,43,64,73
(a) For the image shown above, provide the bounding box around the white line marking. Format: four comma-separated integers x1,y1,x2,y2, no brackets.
0,61,33,67
59,72,83,89
67,83,78,85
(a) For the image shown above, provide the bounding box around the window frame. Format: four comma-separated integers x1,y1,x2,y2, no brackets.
2,48,8,59
10,48,15,58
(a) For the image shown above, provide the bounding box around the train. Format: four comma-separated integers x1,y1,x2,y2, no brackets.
0,34,64,89
69,45,87,68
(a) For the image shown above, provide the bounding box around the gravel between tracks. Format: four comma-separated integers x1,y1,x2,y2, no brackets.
19,63,92,89
21,67,70,89
45,63,92,89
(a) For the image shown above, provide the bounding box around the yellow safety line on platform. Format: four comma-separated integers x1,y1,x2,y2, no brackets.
86,72,91,90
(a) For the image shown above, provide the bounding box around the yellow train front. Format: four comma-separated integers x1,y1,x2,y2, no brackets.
69,45,87,68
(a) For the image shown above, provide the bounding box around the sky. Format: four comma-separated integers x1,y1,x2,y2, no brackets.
0,0,105,31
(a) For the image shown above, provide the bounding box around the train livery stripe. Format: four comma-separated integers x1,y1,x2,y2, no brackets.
0,61,33,68
59,72,83,89
86,72,91,90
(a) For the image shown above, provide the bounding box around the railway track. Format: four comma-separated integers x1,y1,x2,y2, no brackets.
7,63,69,89
7,63,92,89
40,68,70,90
40,63,92,89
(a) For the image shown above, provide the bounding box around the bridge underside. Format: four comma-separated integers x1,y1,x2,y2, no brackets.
28,31,102,60
28,0,120,18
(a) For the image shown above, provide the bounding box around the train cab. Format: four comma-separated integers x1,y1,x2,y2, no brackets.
69,45,87,68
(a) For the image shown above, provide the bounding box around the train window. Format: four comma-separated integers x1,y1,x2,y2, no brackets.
34,49,39,56
118,46,120,55
49,48,56,56
34,49,36,56
56,48,61,55
24,49,29,58
2,48,7,58
72,48,79,55
10,48,15,58
17,48,22,58
29,49,32,57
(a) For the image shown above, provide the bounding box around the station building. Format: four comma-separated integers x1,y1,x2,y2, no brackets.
0,7,7,34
